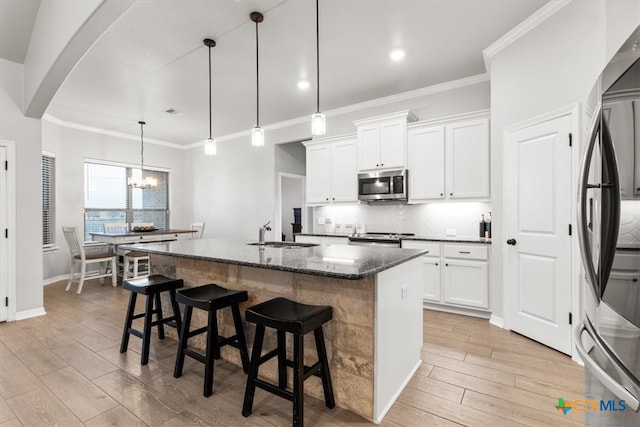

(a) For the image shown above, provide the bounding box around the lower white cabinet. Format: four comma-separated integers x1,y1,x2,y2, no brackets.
402,240,490,311
294,235,349,245
443,259,488,309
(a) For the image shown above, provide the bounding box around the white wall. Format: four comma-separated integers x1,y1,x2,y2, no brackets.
489,1,640,318
0,58,44,313
41,119,188,280
185,135,276,242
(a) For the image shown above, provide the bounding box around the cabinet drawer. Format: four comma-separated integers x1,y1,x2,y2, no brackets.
401,241,440,256
443,245,487,260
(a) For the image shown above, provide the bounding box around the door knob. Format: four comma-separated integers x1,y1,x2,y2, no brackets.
506,238,517,245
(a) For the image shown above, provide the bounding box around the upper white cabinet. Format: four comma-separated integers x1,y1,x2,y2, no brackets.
354,111,417,172
304,135,358,206
408,114,490,202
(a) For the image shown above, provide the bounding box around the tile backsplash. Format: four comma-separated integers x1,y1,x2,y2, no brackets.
313,202,492,237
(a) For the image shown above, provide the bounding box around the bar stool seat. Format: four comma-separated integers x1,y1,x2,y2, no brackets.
174,283,250,397
120,275,183,365
242,297,335,426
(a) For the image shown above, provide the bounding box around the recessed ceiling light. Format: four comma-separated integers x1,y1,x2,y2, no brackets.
165,108,186,116
297,80,310,90
390,49,405,62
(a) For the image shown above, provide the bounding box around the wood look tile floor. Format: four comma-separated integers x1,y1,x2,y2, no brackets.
0,280,584,426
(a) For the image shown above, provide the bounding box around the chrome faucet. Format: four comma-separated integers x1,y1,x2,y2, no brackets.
258,221,271,245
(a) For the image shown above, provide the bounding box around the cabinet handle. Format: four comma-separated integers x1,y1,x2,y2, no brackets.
326,198,329,201
634,278,639,282
459,251,471,254
435,263,438,266
376,164,379,167
381,163,384,166
332,197,335,200
440,193,443,196
449,193,453,196
445,263,449,267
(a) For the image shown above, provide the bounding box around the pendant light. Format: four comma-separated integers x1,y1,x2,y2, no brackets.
250,11,265,147
128,121,158,189
204,38,217,156
311,0,326,136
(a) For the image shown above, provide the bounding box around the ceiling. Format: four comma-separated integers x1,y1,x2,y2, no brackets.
0,0,41,64
15,0,548,146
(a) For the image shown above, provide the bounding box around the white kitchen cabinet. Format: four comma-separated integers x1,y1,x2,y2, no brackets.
304,136,358,206
354,111,417,172
443,259,488,309
407,125,446,200
408,114,490,202
401,240,490,313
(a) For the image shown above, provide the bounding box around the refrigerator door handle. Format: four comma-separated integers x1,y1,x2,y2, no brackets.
575,316,640,411
578,105,601,299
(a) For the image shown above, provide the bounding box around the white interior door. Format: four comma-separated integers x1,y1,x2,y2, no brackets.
0,146,7,322
505,113,573,354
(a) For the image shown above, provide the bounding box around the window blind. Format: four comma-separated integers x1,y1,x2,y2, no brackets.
42,154,55,248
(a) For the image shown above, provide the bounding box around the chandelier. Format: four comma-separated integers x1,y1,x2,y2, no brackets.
128,121,157,189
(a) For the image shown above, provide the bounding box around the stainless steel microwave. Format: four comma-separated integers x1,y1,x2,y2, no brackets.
358,170,407,201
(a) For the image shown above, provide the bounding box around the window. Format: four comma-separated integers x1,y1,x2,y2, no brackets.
84,161,169,241
42,153,56,249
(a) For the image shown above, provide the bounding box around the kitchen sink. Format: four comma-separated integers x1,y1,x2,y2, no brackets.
247,241,319,249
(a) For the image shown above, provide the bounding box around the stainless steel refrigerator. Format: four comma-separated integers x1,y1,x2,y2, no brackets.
576,26,640,426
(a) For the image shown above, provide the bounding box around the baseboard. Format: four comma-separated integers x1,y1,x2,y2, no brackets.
489,314,505,329
423,302,490,319
373,359,421,424
43,274,69,286
15,307,47,321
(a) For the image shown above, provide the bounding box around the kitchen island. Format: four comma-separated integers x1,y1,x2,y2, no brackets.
122,238,426,423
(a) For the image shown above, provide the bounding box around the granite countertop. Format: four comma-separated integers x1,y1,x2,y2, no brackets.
295,232,491,244
121,237,427,280
402,235,492,244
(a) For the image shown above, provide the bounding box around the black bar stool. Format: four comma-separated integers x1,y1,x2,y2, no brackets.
120,274,183,365
173,283,250,397
242,297,335,426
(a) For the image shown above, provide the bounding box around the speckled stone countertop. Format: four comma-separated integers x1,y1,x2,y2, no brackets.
402,236,492,244
295,232,491,244
122,237,428,280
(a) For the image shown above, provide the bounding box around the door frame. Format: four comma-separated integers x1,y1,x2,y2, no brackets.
275,172,307,243
502,103,582,361
0,139,17,322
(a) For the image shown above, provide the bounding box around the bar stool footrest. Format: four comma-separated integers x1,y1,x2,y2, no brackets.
184,349,206,364
255,379,294,402
127,328,144,339
258,348,280,365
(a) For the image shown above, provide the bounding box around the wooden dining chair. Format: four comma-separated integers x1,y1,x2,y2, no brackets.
191,222,206,239
62,226,117,294
103,223,150,280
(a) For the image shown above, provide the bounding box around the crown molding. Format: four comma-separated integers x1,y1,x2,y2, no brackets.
42,113,184,149
483,0,572,74
45,73,489,152
185,73,490,150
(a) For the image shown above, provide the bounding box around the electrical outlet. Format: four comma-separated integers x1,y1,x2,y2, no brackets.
446,228,456,236
401,284,408,299
317,216,325,225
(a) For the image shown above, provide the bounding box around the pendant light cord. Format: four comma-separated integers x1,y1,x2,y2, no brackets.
208,44,213,139
139,121,145,171
316,0,320,114
255,18,260,127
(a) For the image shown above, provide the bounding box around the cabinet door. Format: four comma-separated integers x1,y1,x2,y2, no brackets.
306,145,331,204
443,259,488,309
294,235,323,245
330,140,358,203
357,124,380,171
379,119,406,169
421,257,441,302
408,125,445,201
446,119,490,199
